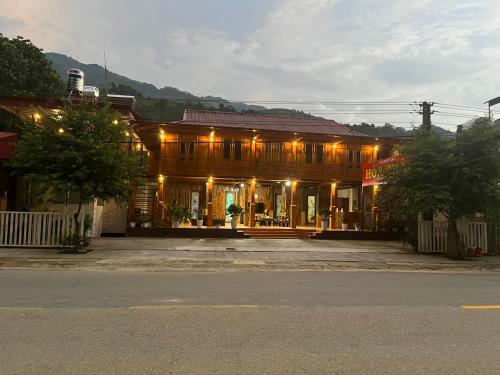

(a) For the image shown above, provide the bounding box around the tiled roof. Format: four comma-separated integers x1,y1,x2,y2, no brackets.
178,109,368,137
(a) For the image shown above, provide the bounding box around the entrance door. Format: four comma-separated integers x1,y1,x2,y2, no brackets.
225,191,236,222
307,195,316,224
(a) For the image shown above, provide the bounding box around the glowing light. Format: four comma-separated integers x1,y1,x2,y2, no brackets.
293,141,297,147
333,143,337,149
160,133,165,140
125,131,130,137
33,113,41,122
240,183,245,188
112,119,119,125
208,176,214,183
136,143,142,151
252,139,256,145
251,178,256,184
374,145,379,151
254,194,259,199
285,180,292,187
58,128,64,134
158,174,164,183
293,180,297,186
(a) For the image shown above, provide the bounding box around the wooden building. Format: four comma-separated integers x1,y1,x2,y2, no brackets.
134,110,393,229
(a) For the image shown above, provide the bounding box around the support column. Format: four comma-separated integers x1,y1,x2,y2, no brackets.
281,184,287,217
158,174,166,220
329,182,337,230
249,178,256,227
290,180,298,228
207,177,213,227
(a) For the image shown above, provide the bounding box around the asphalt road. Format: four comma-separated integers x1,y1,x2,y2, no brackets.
1,270,499,374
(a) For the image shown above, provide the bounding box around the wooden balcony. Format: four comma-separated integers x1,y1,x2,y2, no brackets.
159,156,362,182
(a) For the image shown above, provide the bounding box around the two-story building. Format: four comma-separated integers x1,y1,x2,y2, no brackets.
134,110,392,229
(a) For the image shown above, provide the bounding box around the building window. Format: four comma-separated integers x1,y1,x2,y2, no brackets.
348,149,361,168
189,142,195,160
234,140,242,160
223,140,231,160
305,143,313,163
316,144,323,163
179,141,186,160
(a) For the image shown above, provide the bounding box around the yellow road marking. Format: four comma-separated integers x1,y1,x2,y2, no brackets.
130,304,261,310
462,305,500,309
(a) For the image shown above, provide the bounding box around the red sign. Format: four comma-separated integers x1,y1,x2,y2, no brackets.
362,156,402,187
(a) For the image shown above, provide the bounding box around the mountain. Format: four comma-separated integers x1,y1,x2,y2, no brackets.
45,52,454,136
45,52,266,112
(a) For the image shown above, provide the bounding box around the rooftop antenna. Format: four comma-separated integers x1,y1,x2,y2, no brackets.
103,50,109,93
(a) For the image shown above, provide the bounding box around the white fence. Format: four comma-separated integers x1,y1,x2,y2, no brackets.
418,219,488,253
0,211,82,248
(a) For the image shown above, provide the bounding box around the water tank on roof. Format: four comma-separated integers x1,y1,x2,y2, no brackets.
83,86,100,99
66,68,84,95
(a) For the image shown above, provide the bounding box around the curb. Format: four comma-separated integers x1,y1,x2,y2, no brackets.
1,257,499,273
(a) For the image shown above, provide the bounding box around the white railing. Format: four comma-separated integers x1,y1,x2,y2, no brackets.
0,211,81,248
418,219,488,253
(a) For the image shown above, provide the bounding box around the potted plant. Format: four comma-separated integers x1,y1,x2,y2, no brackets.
213,218,225,229
196,209,204,228
140,212,152,228
354,222,362,231
166,201,189,228
340,211,349,231
227,203,243,229
318,208,331,231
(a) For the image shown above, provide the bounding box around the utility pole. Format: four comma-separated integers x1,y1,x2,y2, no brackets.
419,101,434,132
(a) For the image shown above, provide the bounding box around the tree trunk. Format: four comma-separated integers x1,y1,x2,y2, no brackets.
447,219,465,260
72,193,83,251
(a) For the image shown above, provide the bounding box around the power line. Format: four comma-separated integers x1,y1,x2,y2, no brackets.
434,102,486,111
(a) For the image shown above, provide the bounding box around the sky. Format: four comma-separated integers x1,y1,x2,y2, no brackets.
2,0,500,129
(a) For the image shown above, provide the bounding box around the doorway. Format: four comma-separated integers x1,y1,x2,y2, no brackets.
307,195,316,225
225,191,236,222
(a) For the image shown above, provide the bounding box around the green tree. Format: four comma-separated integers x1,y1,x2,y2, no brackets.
9,104,144,247
0,34,65,132
0,34,64,98
377,120,500,257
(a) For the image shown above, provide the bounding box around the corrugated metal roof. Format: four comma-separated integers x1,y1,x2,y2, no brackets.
178,109,368,137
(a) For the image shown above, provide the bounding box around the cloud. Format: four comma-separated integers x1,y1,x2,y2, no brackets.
2,0,500,127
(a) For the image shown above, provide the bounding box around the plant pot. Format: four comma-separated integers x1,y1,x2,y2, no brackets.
342,223,349,231
321,220,328,231
172,220,180,228
197,219,203,228
231,218,238,229
142,222,151,228
128,222,136,228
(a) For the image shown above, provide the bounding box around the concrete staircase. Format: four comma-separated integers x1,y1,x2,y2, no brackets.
242,228,318,239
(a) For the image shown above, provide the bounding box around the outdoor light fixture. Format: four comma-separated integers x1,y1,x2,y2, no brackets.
208,176,214,183
58,128,64,134
112,119,119,125
136,143,142,151
240,183,245,188
125,131,130,137
293,140,298,147
374,145,379,151
285,180,292,187
158,174,164,183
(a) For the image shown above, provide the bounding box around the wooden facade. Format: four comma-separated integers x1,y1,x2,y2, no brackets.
134,110,395,229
